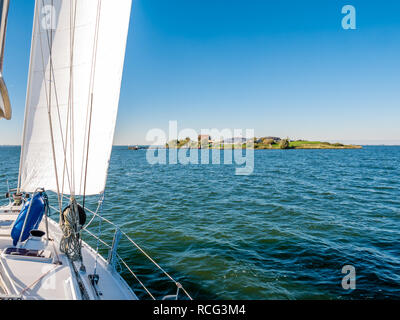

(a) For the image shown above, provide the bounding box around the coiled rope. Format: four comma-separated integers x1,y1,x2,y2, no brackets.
59,204,82,262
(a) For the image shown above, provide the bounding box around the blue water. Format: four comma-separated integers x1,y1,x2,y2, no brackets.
1,146,399,299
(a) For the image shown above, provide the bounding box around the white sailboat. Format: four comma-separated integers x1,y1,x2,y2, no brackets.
0,0,192,300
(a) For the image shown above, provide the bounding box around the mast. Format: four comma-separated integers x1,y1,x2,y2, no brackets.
18,0,39,191
0,0,10,71
0,0,11,120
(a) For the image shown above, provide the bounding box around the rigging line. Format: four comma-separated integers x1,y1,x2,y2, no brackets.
17,0,40,193
116,254,156,300
81,0,102,201
68,2,76,199
81,194,103,231
64,0,84,265
119,229,193,300
36,0,63,213
68,0,78,197
93,193,104,277
69,258,90,300
60,0,74,206
62,0,78,200
20,265,60,296
39,0,75,200
37,0,62,215
46,0,64,214
61,195,193,300
40,0,73,198
82,94,94,209
60,87,71,204
0,257,20,296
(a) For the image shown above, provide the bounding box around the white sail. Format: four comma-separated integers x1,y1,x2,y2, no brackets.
19,0,132,196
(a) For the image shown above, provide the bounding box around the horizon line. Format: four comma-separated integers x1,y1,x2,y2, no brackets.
2,144,400,147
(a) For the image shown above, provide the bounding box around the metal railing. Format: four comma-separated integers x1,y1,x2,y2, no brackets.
49,203,193,301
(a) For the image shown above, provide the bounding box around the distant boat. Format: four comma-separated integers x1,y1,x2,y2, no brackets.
128,146,139,150
222,137,248,144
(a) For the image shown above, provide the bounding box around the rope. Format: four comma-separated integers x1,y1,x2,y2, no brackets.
0,257,19,295
93,194,104,276
16,0,40,193
79,202,193,300
116,253,156,300
82,94,94,208
20,265,59,296
53,199,193,300
45,204,61,265
82,197,103,231
120,229,193,300
42,0,73,202
38,0,63,214
59,204,82,262
81,0,102,201
59,0,77,206
67,0,78,196
28,0,191,299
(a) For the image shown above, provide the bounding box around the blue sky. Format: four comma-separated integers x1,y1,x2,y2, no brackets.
1,0,399,145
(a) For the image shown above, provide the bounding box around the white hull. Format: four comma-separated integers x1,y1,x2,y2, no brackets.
0,203,138,300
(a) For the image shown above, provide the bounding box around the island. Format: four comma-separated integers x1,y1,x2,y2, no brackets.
165,136,362,150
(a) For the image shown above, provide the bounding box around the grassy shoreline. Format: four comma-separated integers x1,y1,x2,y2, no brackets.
257,140,362,150
165,138,363,150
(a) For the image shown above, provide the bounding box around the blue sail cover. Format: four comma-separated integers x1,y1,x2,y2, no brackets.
11,193,46,246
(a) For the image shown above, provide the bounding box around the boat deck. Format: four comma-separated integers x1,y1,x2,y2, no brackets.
0,203,138,300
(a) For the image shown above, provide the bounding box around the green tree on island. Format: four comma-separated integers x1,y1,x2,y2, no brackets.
279,138,290,149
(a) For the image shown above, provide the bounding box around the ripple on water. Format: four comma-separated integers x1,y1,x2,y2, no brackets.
0,146,399,299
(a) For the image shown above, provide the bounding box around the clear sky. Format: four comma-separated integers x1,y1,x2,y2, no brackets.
0,0,399,145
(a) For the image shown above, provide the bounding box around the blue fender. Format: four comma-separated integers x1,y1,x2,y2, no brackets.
11,193,46,246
